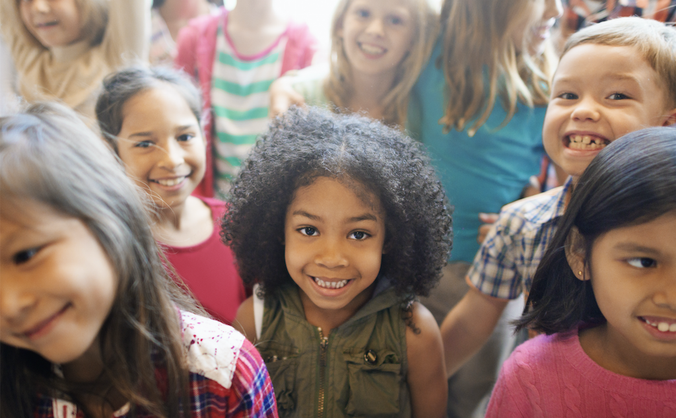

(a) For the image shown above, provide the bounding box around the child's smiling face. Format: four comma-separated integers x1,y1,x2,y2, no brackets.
0,200,117,367
571,211,676,379
116,84,206,213
543,43,676,182
20,0,83,48
338,0,415,80
284,177,386,320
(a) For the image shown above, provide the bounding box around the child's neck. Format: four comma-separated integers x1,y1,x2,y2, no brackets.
227,0,288,56
346,70,398,122
579,323,676,380
298,282,376,336
153,196,213,247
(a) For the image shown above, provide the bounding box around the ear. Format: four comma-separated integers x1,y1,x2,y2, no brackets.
662,107,676,127
564,226,588,281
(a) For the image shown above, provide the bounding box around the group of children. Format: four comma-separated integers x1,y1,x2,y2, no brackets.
1,0,676,417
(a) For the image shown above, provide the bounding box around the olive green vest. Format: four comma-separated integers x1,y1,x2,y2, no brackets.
257,283,411,418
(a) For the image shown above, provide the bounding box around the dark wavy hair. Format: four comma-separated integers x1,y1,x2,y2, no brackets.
0,103,200,417
222,107,452,308
516,127,676,335
96,66,202,153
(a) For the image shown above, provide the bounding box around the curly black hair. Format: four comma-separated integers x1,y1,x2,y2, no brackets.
222,107,452,306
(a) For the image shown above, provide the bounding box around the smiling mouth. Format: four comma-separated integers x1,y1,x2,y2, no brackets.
150,176,188,187
566,134,610,150
23,303,71,338
36,21,59,29
358,42,386,56
312,276,351,289
640,317,676,333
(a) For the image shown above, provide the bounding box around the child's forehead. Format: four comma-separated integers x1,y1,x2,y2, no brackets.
291,175,384,214
554,43,659,85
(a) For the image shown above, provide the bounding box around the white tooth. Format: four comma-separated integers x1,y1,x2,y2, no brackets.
359,43,385,54
570,135,581,143
331,281,337,289
582,135,591,144
658,322,670,332
670,324,676,332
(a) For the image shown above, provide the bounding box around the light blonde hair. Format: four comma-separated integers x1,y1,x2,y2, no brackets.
324,0,439,127
439,0,556,136
9,0,109,48
562,17,676,108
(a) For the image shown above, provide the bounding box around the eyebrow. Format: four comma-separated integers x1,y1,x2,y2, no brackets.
291,210,378,223
612,243,661,256
126,124,197,138
554,73,640,84
127,131,153,138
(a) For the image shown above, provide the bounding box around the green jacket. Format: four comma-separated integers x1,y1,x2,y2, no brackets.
257,282,411,418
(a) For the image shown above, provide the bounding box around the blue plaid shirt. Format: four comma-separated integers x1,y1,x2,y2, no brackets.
468,177,572,299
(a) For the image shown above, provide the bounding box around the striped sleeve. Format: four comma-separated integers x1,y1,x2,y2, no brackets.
227,339,278,418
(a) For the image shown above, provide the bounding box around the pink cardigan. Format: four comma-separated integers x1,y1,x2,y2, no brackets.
175,8,317,197
486,330,676,417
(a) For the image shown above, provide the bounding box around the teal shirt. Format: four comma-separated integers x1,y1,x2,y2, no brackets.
409,40,546,263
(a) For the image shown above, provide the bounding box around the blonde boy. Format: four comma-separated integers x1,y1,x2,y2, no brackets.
441,17,676,378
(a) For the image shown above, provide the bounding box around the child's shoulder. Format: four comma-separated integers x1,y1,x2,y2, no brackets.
179,310,246,389
498,184,568,229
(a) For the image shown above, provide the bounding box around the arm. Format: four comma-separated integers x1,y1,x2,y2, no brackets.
229,338,279,417
477,213,499,244
233,296,257,344
268,75,307,118
406,302,447,418
105,0,152,65
441,286,508,377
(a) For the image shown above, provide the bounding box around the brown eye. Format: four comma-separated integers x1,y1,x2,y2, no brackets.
13,248,38,265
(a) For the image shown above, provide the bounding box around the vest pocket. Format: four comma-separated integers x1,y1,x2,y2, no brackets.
342,350,402,418
262,350,298,417
257,341,298,418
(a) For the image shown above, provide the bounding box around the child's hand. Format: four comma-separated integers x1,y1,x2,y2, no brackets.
477,213,499,244
269,76,306,118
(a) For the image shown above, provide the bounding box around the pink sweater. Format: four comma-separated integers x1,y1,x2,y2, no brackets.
486,330,676,417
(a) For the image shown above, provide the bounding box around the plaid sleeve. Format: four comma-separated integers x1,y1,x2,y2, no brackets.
468,208,527,300
227,339,278,418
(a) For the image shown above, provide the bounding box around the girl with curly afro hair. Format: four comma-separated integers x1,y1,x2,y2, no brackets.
225,106,452,418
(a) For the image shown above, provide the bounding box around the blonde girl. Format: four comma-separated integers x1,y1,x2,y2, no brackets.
0,102,277,417
0,0,150,120
272,0,438,128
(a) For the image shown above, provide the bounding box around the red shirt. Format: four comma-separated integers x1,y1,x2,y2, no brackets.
163,197,245,324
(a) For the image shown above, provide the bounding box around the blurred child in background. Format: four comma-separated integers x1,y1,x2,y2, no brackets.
0,0,150,120
175,0,317,198
271,0,437,128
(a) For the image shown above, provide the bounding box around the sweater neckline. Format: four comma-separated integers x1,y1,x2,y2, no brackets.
559,330,675,399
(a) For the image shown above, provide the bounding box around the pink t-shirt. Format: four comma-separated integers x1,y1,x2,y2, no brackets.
162,197,246,325
486,330,676,417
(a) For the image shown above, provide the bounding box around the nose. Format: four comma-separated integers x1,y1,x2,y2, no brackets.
365,17,385,37
0,276,37,325
31,0,51,13
159,139,185,170
314,237,349,269
652,275,676,311
570,96,601,123
544,0,563,20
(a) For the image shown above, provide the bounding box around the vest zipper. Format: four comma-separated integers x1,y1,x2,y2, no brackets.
317,327,329,418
